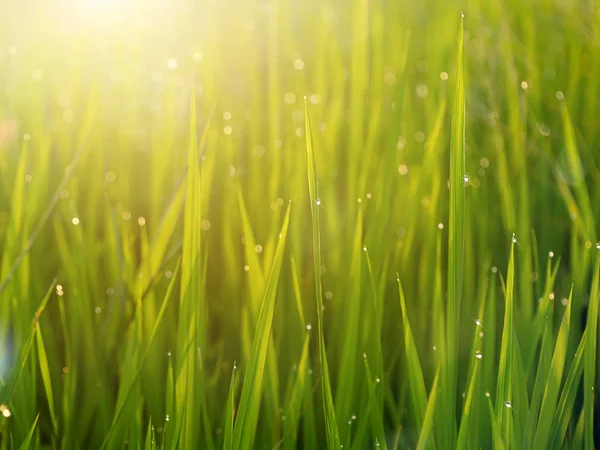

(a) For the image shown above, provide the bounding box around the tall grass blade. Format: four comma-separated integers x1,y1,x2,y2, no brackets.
304,99,340,449
446,14,466,446
584,258,599,450
231,203,291,450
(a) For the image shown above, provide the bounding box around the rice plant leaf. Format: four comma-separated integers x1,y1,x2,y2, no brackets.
416,364,440,450
549,330,586,448
304,99,340,450
223,364,236,450
283,334,311,449
397,277,427,433
18,413,40,450
363,355,387,450
532,286,573,450
584,258,599,450
144,418,154,450
35,325,58,435
486,397,505,450
100,258,181,449
231,202,291,450
446,14,466,446
496,241,515,446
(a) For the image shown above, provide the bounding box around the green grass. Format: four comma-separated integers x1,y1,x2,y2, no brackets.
0,1,599,449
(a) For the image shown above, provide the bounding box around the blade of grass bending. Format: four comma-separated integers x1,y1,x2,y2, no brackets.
18,413,40,450
523,320,553,449
282,335,311,450
446,14,466,446
416,364,440,450
238,184,281,440
584,257,599,450
396,277,428,434
548,329,586,448
35,325,58,435
99,259,181,450
304,99,340,449
532,286,573,450
231,203,291,450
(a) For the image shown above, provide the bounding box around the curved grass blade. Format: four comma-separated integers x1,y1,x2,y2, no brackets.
282,335,311,450
416,364,440,450
532,286,573,450
396,277,427,434
304,99,340,449
549,330,586,448
100,258,181,449
35,325,58,435
232,203,291,450
18,413,40,450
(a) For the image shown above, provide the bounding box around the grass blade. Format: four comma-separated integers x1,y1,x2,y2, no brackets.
495,241,515,446
446,14,466,446
584,257,599,450
223,364,236,450
304,99,340,449
18,413,39,450
35,325,58,435
396,277,428,433
416,364,440,450
532,286,573,450
232,203,291,450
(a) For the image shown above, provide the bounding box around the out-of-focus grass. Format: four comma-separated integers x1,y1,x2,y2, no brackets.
0,0,599,448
